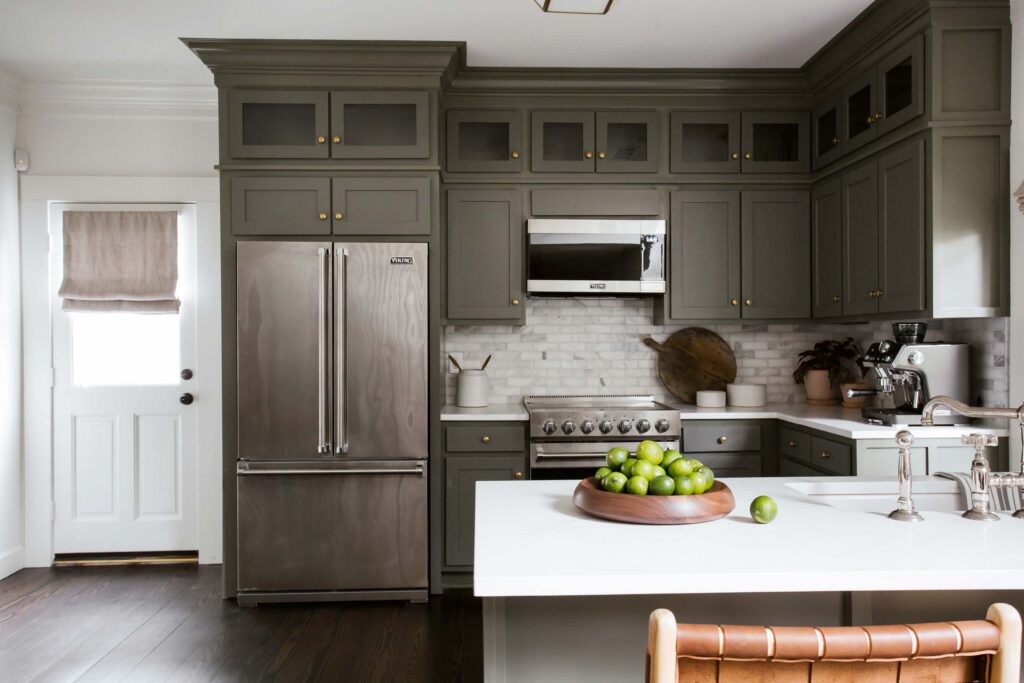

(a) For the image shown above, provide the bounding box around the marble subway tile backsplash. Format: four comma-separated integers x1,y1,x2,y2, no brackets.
443,298,1008,408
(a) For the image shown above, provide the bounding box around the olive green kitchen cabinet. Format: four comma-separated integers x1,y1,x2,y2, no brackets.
231,176,332,236
811,177,843,318
741,191,811,318
741,112,810,173
329,91,430,159
446,110,524,173
331,177,431,235
680,420,774,476
446,189,524,323
779,425,853,476
670,111,808,173
812,94,844,169
531,110,659,173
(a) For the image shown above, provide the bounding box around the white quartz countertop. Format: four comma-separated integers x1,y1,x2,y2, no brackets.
441,403,529,421
474,476,1024,597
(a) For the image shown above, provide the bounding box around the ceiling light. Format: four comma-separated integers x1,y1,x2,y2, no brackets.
534,0,617,15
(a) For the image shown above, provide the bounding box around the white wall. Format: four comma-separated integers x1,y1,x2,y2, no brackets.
0,75,24,580
1010,0,1024,470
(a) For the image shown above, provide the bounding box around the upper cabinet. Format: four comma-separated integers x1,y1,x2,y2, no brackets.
812,95,844,169
670,112,741,173
446,110,523,173
530,110,659,173
740,112,810,173
670,111,808,173
876,35,924,136
227,89,430,160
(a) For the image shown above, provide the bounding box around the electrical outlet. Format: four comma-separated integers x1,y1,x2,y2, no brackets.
447,352,464,374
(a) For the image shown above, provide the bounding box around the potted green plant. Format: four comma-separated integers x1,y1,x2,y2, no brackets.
793,338,862,406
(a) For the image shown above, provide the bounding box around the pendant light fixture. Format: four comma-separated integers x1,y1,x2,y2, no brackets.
534,0,617,15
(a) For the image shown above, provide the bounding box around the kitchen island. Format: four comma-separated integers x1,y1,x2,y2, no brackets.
475,476,1024,682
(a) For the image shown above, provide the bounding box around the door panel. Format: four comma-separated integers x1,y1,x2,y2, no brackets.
331,177,431,236
878,138,925,313
237,460,428,592
531,111,595,172
596,110,659,173
336,243,428,460
812,95,844,169
741,191,810,319
668,191,741,320
446,110,523,173
877,35,924,136
844,71,878,152
812,177,843,318
231,177,331,236
237,241,328,461
842,162,880,316
228,90,329,159
670,111,741,173
444,454,525,567
330,91,430,159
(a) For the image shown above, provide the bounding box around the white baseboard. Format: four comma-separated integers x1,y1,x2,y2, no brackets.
0,545,25,580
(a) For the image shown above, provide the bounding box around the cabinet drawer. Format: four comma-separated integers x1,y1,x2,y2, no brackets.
445,425,525,453
332,177,431,236
810,436,851,475
231,177,331,236
780,427,811,464
780,457,820,477
693,452,761,477
684,425,761,452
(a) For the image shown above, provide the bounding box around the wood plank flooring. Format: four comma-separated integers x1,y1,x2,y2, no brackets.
0,565,482,682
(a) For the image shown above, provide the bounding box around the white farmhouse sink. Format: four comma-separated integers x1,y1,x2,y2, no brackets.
785,478,964,513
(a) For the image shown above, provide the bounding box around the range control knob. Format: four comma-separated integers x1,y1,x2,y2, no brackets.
907,351,924,366
580,419,595,435
561,419,577,435
655,418,670,433
598,419,614,434
618,419,633,434
541,419,557,435
636,418,651,434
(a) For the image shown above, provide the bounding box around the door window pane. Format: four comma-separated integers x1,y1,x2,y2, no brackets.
458,121,510,161
71,313,180,387
847,85,872,139
752,123,799,162
344,103,417,146
679,123,729,162
817,108,839,153
242,102,317,147
884,57,913,117
542,122,584,161
606,122,648,161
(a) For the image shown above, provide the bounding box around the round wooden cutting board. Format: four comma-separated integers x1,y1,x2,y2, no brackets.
643,328,737,404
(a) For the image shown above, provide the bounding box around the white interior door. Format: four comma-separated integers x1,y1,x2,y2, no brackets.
51,203,198,554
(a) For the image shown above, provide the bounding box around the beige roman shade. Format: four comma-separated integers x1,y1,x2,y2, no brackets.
59,210,180,313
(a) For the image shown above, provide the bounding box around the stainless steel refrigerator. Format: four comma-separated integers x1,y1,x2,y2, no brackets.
235,241,428,604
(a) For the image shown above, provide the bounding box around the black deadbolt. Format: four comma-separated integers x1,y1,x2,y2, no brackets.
179,393,195,405
181,368,193,380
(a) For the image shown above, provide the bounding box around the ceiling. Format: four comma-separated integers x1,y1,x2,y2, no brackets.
0,0,873,85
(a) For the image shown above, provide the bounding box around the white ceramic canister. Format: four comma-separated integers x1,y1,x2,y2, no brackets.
695,390,727,408
726,383,767,407
456,369,489,408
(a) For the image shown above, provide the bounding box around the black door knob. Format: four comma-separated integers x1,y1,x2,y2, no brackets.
179,393,194,405
180,369,193,380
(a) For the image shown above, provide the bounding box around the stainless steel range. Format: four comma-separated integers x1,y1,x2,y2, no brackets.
524,395,680,477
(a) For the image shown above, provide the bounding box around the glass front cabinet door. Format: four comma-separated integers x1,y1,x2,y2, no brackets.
329,91,430,159
876,35,924,137
228,90,330,159
844,70,879,152
531,111,595,173
595,111,659,173
446,110,523,173
670,112,741,173
812,95,844,169
741,112,810,173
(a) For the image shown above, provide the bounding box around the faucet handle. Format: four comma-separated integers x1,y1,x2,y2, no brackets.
961,433,998,449
895,430,914,449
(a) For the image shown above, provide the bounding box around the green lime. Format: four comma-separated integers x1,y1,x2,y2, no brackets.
606,447,629,469
635,440,665,465
689,471,709,494
750,495,778,524
667,458,694,478
652,465,666,479
684,458,703,472
621,457,638,477
631,460,657,481
602,471,627,493
661,450,683,469
650,475,676,496
626,475,649,496
595,466,612,482
673,475,696,496
697,466,715,486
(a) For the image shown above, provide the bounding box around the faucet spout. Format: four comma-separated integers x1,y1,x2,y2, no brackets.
919,395,1024,427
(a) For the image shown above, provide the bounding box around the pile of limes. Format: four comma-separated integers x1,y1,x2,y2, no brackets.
594,440,715,496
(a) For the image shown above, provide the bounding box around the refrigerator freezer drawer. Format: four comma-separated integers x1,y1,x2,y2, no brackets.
236,460,428,593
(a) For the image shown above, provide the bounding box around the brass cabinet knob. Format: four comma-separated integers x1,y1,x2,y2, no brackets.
511,298,520,306
868,290,876,298
731,152,740,160
332,135,342,144
334,212,343,221
820,451,831,459
318,212,328,221
481,435,491,444
866,115,875,124
832,295,841,303
316,135,326,144
584,151,594,159
513,471,524,480
876,290,884,297
788,441,798,448
831,136,840,146
744,298,753,306
717,436,728,445
730,298,739,306
875,111,883,120
511,151,520,159
597,151,606,159
744,152,752,160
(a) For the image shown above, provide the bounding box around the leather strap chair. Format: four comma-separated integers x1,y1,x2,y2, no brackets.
647,604,1021,683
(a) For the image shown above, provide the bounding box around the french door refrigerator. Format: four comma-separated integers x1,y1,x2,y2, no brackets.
235,241,428,604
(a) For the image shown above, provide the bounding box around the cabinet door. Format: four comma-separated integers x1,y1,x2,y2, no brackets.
231,177,331,236
446,189,524,322
877,138,925,313
531,111,595,173
330,91,430,159
812,95,844,169
844,71,878,152
668,191,741,320
812,178,843,318
228,90,329,159
670,111,741,173
740,112,810,173
780,457,821,476
741,191,810,319
842,161,880,316
331,177,431,236
446,110,523,173
444,454,525,567
876,35,924,137
692,453,761,478
595,111,659,173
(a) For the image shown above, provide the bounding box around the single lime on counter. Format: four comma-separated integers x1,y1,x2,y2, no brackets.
631,459,657,481
626,475,649,496
595,466,612,481
750,495,778,524
673,475,696,496
635,440,665,465
602,471,628,493
661,450,683,469
606,447,630,469
667,458,694,478
689,471,710,494
621,457,638,477
650,475,676,496
697,466,715,486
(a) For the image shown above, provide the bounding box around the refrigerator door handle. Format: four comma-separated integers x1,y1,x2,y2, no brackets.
335,248,350,454
237,465,425,476
317,247,331,455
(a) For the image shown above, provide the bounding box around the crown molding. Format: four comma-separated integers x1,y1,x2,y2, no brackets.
17,80,217,120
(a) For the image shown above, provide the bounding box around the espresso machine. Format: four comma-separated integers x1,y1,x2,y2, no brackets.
854,323,970,426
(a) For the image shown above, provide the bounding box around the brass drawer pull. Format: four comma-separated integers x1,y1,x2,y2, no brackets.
513,471,524,480
481,435,491,444
717,436,728,445
511,298,520,306
511,151,520,159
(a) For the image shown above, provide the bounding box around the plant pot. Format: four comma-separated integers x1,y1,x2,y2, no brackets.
803,369,838,406
841,382,870,409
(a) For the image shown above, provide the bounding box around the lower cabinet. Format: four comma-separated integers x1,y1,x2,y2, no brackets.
779,424,853,475
681,420,773,477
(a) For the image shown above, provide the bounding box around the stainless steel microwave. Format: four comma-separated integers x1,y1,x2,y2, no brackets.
526,219,666,295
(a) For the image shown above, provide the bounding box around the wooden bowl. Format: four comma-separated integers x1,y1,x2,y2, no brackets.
572,477,736,525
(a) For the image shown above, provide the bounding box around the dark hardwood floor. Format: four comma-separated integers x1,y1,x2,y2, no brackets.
0,565,482,682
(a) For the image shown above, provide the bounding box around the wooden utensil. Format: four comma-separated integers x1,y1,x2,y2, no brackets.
447,354,462,371
480,354,492,370
573,478,735,524
643,328,737,404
